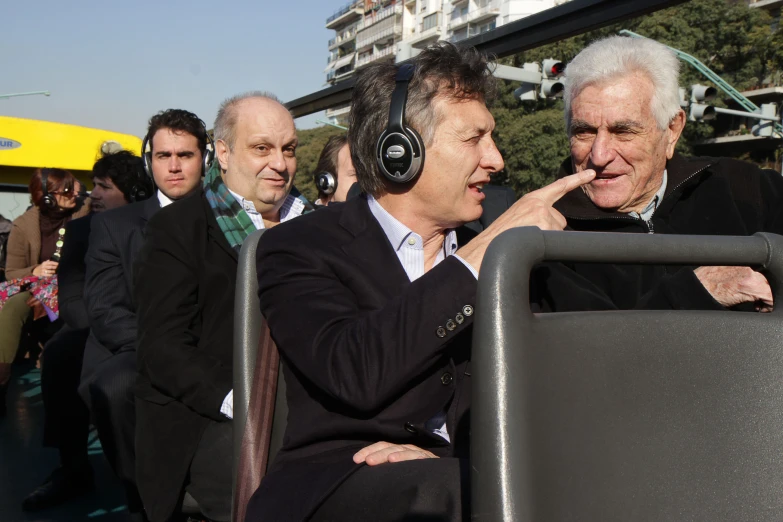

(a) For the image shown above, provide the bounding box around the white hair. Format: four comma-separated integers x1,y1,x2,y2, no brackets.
213,91,288,149
564,36,682,132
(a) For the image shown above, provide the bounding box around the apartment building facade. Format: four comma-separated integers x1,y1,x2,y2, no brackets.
324,0,568,124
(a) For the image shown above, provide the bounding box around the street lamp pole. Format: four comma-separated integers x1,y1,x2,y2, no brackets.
0,91,51,100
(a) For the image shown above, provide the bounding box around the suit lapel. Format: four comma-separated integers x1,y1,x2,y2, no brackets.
339,196,410,297
139,196,161,224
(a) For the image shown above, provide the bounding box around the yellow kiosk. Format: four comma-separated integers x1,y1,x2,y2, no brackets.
0,116,142,187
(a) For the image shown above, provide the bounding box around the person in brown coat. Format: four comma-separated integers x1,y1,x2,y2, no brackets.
0,168,89,415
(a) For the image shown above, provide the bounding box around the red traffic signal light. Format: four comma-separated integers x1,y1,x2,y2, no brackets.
542,59,565,78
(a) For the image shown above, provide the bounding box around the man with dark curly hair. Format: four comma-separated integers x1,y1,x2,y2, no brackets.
22,150,150,513
248,43,597,522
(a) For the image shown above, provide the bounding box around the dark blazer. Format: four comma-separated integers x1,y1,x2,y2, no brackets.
134,188,235,522
58,214,94,330
554,153,783,310
247,196,480,521
80,196,161,400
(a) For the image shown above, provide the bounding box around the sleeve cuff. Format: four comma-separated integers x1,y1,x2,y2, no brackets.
220,389,234,419
453,254,478,280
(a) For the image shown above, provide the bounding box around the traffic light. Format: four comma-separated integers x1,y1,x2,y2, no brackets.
509,63,541,102
691,84,717,103
689,104,716,122
542,59,565,77
688,84,717,122
492,60,565,101
540,58,565,98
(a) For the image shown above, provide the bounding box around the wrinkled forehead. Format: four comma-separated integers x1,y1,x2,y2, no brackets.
234,98,297,142
570,72,656,126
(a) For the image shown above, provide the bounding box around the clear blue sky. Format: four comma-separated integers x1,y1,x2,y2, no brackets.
2,0,337,137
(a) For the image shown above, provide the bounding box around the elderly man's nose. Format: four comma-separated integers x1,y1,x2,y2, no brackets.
590,132,616,167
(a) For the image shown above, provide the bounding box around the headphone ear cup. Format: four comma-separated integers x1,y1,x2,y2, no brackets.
41,194,56,209
376,127,424,184
203,146,215,174
315,172,337,195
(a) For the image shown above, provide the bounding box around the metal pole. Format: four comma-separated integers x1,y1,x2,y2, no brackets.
0,90,50,100
315,119,348,130
713,107,781,122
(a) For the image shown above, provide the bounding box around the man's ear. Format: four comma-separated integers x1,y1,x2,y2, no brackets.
216,139,230,172
666,109,686,159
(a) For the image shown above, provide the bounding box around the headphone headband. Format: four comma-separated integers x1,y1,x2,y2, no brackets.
387,64,415,135
40,168,57,209
141,120,215,181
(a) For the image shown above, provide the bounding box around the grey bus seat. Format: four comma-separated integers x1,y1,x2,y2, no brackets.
232,229,288,522
472,228,783,522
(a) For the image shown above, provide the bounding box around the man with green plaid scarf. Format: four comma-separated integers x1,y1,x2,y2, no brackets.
133,93,304,522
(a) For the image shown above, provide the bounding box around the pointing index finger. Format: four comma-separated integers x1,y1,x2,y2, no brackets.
530,170,596,206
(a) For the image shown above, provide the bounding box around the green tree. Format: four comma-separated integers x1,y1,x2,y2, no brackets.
491,0,780,197
292,125,345,202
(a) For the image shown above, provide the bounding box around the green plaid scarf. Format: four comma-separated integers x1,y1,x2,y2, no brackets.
203,162,256,252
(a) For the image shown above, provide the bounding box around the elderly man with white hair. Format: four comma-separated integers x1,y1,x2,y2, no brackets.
554,35,783,311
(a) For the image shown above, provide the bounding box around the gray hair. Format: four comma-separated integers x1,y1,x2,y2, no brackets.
564,36,681,132
213,91,286,149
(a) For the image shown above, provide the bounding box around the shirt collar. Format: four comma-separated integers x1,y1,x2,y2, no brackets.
156,190,174,208
366,195,459,256
227,188,305,223
630,169,667,221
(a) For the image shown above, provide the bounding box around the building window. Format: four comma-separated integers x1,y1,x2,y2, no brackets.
422,12,440,31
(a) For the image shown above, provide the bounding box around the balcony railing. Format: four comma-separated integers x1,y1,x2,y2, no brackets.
357,25,402,49
449,26,480,43
363,3,403,26
448,3,500,29
356,46,396,67
329,27,358,49
403,12,443,42
326,2,360,24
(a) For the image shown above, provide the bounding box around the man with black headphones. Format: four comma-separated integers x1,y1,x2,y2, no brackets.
313,135,356,206
248,43,599,522
22,151,151,513
79,109,209,522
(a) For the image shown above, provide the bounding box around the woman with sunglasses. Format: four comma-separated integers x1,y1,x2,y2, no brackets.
0,168,90,415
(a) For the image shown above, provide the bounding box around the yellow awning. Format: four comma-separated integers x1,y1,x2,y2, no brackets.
0,116,142,172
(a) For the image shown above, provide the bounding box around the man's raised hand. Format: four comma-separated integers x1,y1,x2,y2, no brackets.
457,170,596,273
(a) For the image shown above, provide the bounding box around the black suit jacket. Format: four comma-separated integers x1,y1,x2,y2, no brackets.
80,196,160,401
247,196,479,521
58,214,93,330
134,188,235,522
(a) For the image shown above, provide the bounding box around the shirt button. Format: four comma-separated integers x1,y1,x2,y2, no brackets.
436,326,447,338
404,422,417,434
441,372,453,385
462,305,474,316
446,319,456,331
407,237,416,246
455,313,464,324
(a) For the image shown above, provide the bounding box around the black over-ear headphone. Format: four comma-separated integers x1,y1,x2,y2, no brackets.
128,163,152,202
40,169,57,209
141,119,215,180
315,171,337,196
376,64,424,184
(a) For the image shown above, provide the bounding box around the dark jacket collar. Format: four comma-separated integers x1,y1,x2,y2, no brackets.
140,194,162,223
554,152,715,220
337,195,478,294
